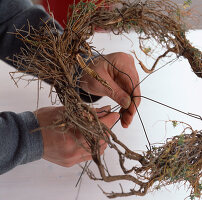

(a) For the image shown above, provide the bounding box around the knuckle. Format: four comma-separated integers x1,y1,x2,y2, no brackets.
113,52,127,61
118,52,128,57
62,162,74,168
127,53,134,62
117,52,134,62
65,163,72,167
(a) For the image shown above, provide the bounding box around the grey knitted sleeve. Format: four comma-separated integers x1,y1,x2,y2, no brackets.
0,0,53,174
0,111,43,174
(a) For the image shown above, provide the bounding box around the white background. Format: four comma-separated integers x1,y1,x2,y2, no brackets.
0,4,202,200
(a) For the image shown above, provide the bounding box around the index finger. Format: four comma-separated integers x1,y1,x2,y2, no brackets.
114,54,141,127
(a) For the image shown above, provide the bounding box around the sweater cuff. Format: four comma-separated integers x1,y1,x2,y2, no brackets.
18,111,43,163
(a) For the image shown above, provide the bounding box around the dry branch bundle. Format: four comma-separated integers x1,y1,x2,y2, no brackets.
9,0,201,199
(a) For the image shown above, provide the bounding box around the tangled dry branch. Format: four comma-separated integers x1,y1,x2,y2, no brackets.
9,0,201,199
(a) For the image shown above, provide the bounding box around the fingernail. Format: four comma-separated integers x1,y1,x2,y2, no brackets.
106,105,111,110
114,112,120,120
122,122,128,128
121,97,131,109
103,105,111,112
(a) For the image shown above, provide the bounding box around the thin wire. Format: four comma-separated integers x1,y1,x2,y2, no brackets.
75,161,90,187
134,57,178,90
96,105,121,115
111,104,121,112
75,174,82,200
133,100,151,150
133,95,202,121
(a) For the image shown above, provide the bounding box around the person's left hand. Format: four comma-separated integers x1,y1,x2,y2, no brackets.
35,105,119,167
80,52,141,128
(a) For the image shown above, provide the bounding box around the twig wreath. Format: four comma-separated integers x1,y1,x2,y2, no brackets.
9,0,201,199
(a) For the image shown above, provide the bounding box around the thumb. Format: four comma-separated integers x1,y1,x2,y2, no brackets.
100,112,120,129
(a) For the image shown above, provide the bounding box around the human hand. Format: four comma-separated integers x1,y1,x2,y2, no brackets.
34,106,119,167
80,52,141,128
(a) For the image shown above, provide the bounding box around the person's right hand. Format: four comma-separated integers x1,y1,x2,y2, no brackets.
80,52,141,128
34,106,119,167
